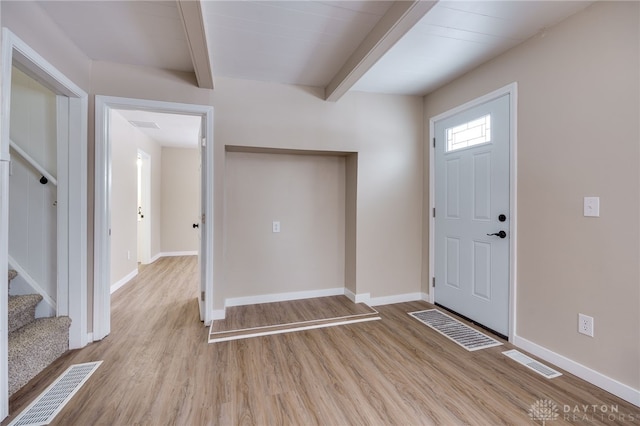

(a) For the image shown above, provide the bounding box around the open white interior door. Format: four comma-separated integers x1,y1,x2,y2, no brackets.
198,122,205,321
200,110,214,326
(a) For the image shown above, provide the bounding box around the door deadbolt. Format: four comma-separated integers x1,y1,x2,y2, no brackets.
498,214,506,222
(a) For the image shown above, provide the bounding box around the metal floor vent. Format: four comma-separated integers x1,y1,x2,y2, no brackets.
9,361,102,426
409,309,503,351
503,349,562,379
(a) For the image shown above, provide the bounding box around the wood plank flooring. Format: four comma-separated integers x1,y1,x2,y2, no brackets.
211,296,378,332
209,295,379,342
3,256,638,425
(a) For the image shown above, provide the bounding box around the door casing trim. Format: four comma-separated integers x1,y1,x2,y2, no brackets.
94,96,214,341
0,27,88,419
428,82,518,341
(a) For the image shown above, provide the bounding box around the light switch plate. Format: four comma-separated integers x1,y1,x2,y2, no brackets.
583,197,600,217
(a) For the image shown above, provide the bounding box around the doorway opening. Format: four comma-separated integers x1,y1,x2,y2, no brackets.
94,96,214,341
0,28,88,419
107,110,202,294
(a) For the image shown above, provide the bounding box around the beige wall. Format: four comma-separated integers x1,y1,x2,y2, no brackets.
423,1,639,389
225,151,346,298
110,110,162,285
344,153,358,295
161,147,200,253
213,78,424,307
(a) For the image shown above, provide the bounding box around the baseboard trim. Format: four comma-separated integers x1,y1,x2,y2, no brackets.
513,335,640,407
225,287,345,308
110,269,138,294
344,288,371,303
146,251,197,264
159,251,198,258
366,292,428,307
211,310,225,321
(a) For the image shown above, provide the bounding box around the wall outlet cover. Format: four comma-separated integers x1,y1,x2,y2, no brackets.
578,313,594,337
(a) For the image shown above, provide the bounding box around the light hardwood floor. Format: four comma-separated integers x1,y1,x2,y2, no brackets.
4,256,638,425
211,295,378,332
209,295,379,342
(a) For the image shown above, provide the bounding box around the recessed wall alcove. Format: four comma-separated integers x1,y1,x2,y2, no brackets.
223,145,357,306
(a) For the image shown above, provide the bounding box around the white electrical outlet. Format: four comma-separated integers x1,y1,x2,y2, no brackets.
578,313,594,337
272,221,281,233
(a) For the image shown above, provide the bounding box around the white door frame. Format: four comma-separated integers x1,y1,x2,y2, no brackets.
0,28,88,419
94,96,214,341
429,83,518,341
136,149,151,265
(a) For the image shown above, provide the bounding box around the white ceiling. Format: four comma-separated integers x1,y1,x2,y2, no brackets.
37,1,193,72
201,1,394,87
114,109,201,148
33,0,593,141
36,0,593,98
353,1,594,95
30,0,594,147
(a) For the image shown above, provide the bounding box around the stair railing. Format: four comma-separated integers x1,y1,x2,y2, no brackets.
9,138,57,186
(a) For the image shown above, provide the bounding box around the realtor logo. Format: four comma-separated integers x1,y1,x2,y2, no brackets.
529,399,559,424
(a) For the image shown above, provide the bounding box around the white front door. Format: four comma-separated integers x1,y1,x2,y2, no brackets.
434,93,510,336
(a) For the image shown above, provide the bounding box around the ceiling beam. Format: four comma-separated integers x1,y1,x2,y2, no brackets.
176,0,214,90
324,0,437,102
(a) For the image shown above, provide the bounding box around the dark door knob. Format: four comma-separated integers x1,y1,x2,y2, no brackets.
193,223,199,229
498,214,506,222
487,230,507,238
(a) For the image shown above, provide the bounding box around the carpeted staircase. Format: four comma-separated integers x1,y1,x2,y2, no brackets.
7,269,71,396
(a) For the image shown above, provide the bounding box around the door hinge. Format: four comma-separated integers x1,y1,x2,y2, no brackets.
201,213,205,224
433,137,435,148
201,291,205,301
433,207,436,218
109,228,111,236
432,277,436,287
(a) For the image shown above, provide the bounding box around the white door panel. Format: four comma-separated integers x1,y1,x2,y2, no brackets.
435,94,510,336
199,129,205,322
